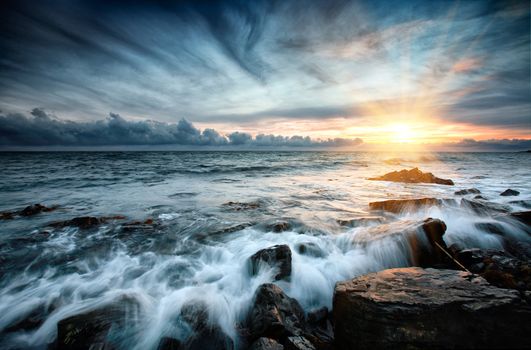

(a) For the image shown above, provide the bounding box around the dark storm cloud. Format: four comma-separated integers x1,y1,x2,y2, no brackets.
440,138,531,152
0,109,362,148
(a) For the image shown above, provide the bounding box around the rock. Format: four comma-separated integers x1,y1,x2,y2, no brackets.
20,203,57,216
295,242,327,258
500,189,520,196
55,296,138,350
285,336,316,350
453,248,531,290
51,216,102,229
333,267,531,350
157,337,181,350
306,307,328,325
474,195,487,200
454,188,481,195
268,221,291,233
461,198,510,214
368,167,454,185
180,301,234,350
369,198,442,213
304,307,334,350
250,245,292,281
223,201,260,211
249,338,284,350
336,217,384,227
352,218,448,267
0,211,14,220
509,200,531,209
474,222,507,235
247,283,306,340
509,211,531,226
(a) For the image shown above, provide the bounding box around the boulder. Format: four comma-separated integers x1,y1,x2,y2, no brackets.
368,168,454,185
454,188,480,196
247,284,306,341
55,297,138,350
369,198,448,214
333,267,531,349
352,218,448,267
249,337,284,350
250,245,292,281
500,189,520,196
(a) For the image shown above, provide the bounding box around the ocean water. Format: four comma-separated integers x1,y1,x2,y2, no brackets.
0,151,529,349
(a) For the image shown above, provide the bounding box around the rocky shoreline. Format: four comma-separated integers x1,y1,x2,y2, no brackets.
1,169,530,350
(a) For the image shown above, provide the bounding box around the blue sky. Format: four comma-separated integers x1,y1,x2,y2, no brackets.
0,0,529,148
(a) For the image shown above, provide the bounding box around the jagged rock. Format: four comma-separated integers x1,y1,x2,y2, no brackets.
454,188,481,195
461,198,510,214
336,217,384,227
285,336,316,350
249,337,284,350
180,301,234,350
20,203,57,216
510,210,531,226
250,245,292,281
500,189,520,196
55,296,139,350
369,198,451,214
247,284,306,341
368,168,454,185
157,337,181,350
352,218,448,267
295,242,327,258
304,307,334,350
333,267,531,350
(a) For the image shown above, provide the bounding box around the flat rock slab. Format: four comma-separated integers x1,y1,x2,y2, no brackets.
333,267,531,349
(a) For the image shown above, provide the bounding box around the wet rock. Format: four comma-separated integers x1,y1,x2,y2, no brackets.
247,283,306,341
474,194,487,200
336,217,384,227
454,188,480,195
223,201,260,211
180,301,234,350
20,203,57,217
369,198,442,214
306,307,328,325
333,267,531,350
53,216,102,229
0,211,14,220
295,242,327,258
352,218,448,268
157,337,181,350
453,248,531,290
285,336,316,350
250,245,292,281
268,221,291,233
474,222,507,235
249,337,284,350
461,198,510,214
368,167,454,185
500,189,520,196
304,307,334,350
55,296,138,350
509,210,531,226
509,200,531,209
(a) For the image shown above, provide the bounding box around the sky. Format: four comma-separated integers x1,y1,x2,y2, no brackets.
0,0,530,150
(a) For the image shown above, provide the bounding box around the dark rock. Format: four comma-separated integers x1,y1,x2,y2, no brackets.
474,195,487,200
0,211,14,220
268,221,291,233
249,338,284,350
180,301,234,350
223,201,260,211
368,167,454,185
454,188,481,195
295,242,327,258
500,189,520,196
304,307,334,350
285,336,316,350
461,198,510,214
157,337,181,350
509,210,531,226
474,222,507,235
509,200,531,209
20,203,57,217
250,245,292,281
369,197,442,213
306,307,328,325
333,267,531,350
336,217,384,227
352,218,448,267
55,296,138,350
247,283,306,340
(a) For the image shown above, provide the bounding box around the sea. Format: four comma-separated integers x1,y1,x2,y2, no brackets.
0,151,529,349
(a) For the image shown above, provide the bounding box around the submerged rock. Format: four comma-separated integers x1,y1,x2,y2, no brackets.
0,211,14,220
268,221,291,233
51,216,103,229
454,188,480,196
223,201,261,211
461,198,510,214
353,218,448,267
500,189,520,196
247,284,306,341
368,197,445,214
295,242,327,258
368,167,454,185
250,245,292,281
333,267,531,350
336,217,384,227
20,203,57,216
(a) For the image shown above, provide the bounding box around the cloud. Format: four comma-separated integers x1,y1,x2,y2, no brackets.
0,108,362,148
437,138,531,151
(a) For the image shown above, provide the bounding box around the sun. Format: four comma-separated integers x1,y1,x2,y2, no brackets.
388,123,417,143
